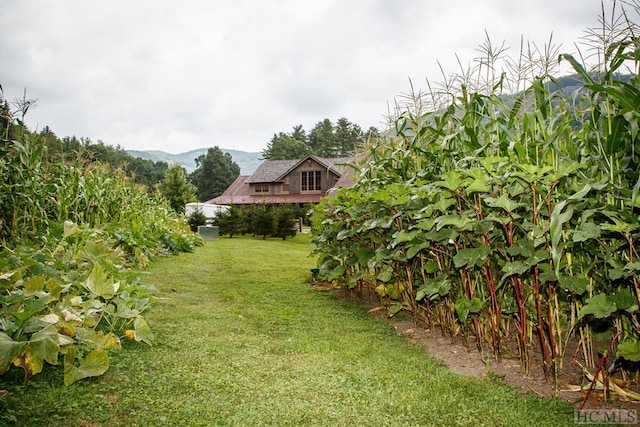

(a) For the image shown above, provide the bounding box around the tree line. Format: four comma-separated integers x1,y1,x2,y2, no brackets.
261,118,379,160
212,204,309,240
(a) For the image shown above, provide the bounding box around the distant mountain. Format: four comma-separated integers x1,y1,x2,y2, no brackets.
127,148,262,175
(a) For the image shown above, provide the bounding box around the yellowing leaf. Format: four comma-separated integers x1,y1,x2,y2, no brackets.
63,221,79,238
75,327,121,350
0,333,27,374
24,275,46,296
133,318,154,345
84,264,116,299
14,325,60,380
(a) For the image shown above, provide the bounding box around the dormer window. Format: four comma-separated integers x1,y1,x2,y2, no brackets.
255,184,269,193
301,171,322,191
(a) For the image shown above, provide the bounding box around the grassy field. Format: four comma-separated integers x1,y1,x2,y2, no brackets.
1,234,576,426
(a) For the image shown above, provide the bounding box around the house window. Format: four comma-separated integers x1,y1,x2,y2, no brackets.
255,184,269,193
301,171,322,191
282,183,290,192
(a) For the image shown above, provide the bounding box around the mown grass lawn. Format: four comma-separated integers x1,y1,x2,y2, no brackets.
1,234,575,426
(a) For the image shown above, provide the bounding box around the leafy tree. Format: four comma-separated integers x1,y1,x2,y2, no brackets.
261,132,310,160
126,157,169,188
158,164,197,213
189,146,240,201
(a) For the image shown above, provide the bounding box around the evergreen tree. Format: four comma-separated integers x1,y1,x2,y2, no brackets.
214,205,245,238
274,206,297,240
251,204,275,239
290,124,306,142
334,117,363,157
158,164,197,213
308,118,336,157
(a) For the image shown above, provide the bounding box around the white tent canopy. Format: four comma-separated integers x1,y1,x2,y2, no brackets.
184,203,228,219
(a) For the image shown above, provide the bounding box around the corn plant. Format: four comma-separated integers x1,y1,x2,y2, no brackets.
312,0,640,390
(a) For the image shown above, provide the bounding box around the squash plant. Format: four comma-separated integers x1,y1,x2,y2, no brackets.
1,92,201,385
0,222,156,385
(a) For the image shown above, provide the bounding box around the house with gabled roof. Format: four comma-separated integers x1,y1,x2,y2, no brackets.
208,154,353,205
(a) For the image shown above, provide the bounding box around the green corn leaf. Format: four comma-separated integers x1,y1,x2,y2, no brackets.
559,53,595,85
550,201,574,271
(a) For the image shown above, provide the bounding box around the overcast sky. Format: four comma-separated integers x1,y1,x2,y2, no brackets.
0,1,613,154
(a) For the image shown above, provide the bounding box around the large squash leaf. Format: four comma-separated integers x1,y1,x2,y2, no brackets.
64,349,109,386
0,333,27,374
14,325,59,380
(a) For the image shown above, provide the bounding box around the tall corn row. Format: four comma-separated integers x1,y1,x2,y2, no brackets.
312,1,640,380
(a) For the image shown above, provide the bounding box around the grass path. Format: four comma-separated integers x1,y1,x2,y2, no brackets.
2,235,575,426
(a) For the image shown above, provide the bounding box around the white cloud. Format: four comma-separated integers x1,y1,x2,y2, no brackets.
0,0,619,154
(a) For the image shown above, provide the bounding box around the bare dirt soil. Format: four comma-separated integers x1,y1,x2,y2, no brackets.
311,281,640,411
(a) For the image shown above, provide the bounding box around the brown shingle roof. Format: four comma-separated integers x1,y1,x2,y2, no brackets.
247,155,352,184
246,159,299,183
